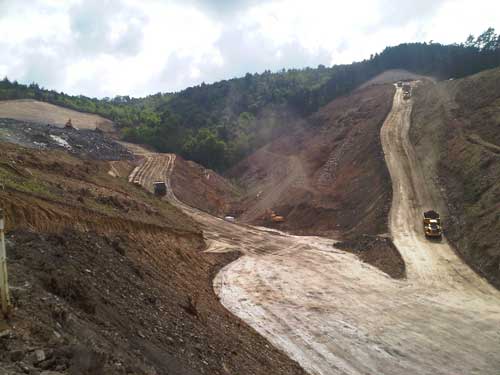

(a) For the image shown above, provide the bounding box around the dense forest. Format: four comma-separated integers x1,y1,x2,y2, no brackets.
1,28,500,170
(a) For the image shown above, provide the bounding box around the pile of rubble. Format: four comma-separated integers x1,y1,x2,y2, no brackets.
0,119,132,161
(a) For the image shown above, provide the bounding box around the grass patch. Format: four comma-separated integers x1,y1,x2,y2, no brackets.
0,165,54,197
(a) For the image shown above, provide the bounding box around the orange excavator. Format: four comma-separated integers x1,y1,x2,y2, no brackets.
266,209,285,223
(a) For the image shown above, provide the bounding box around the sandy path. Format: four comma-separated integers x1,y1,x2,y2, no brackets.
127,87,500,374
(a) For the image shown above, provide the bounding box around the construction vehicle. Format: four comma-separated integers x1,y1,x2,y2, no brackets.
266,209,285,223
153,181,167,197
423,210,442,238
402,83,411,100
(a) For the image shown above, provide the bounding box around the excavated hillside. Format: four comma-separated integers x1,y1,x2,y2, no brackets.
170,155,243,217
410,67,500,288
230,84,395,238
0,142,305,375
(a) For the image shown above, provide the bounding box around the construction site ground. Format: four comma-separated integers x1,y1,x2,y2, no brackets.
0,142,306,375
128,84,500,375
1,72,500,374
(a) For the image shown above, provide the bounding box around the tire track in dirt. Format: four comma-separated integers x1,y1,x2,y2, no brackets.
127,88,500,375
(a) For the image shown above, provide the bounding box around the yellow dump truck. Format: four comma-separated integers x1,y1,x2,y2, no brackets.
423,210,442,238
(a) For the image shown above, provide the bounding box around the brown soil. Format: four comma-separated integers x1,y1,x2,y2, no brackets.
410,67,500,288
229,84,395,238
0,142,306,375
0,99,114,132
335,236,406,279
170,155,243,217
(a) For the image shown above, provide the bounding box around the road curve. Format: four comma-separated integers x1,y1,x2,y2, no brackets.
127,87,500,375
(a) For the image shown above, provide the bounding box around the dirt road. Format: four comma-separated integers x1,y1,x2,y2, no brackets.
128,87,500,374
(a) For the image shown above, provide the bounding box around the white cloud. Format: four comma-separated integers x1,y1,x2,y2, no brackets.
0,0,499,97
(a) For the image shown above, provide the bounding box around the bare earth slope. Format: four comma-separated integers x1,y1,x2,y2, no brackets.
0,99,114,131
170,155,242,217
128,84,500,374
230,84,395,238
410,68,500,288
0,143,306,375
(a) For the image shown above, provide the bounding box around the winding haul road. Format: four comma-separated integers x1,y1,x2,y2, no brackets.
128,86,500,374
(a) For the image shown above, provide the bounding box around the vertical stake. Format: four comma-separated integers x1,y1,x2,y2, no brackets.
0,209,11,318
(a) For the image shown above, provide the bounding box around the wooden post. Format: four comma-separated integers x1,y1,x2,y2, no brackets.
0,209,11,318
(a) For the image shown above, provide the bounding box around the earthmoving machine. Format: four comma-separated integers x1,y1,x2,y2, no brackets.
402,83,411,99
423,210,442,238
266,209,285,223
153,181,167,197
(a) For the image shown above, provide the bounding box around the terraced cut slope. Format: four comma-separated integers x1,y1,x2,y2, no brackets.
128,84,500,375
0,99,114,131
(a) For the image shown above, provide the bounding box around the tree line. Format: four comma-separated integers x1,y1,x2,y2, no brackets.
1,28,499,171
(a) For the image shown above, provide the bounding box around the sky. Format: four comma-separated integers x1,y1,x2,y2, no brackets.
0,0,499,98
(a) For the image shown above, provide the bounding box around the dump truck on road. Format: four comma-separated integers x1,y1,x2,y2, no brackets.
402,83,411,100
153,181,167,197
423,210,442,238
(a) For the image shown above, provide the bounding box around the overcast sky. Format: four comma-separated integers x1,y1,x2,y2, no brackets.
1,0,499,98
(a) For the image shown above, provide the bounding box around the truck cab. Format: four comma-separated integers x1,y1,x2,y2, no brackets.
423,210,442,238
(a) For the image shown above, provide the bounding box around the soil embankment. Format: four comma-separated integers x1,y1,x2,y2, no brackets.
0,142,306,375
170,155,243,217
410,67,500,288
230,84,395,238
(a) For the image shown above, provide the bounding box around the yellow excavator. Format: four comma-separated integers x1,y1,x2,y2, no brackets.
266,209,285,223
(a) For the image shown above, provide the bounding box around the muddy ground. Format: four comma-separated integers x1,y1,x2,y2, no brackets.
410,67,500,288
0,142,306,375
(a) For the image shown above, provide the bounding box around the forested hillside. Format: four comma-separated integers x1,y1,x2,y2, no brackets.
1,28,499,170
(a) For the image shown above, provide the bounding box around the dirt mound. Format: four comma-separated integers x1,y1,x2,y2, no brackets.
0,142,306,375
0,119,131,160
410,67,500,288
335,235,406,279
230,84,395,238
0,99,114,131
171,155,243,217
